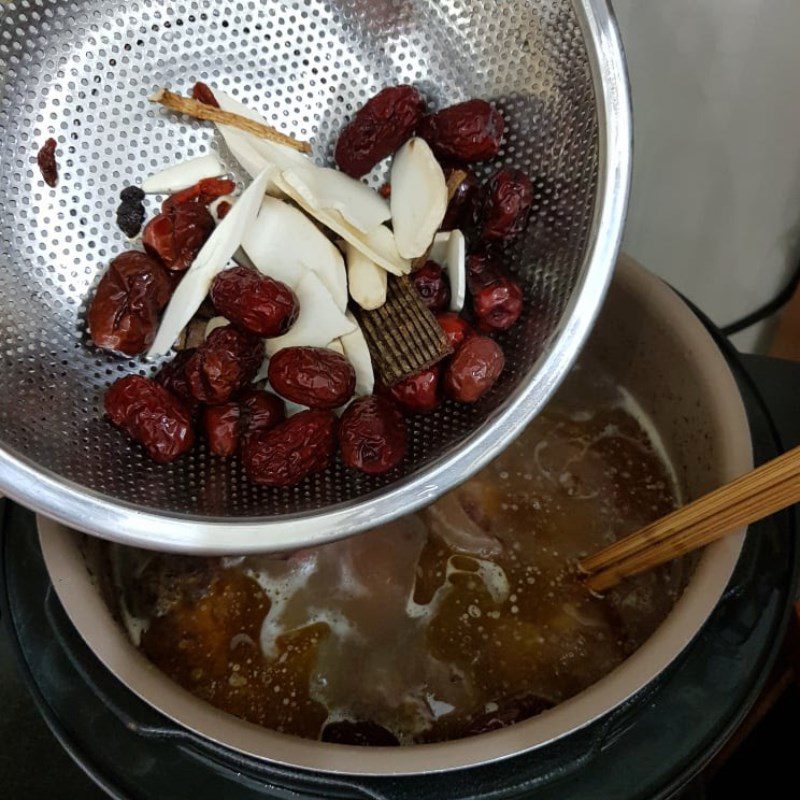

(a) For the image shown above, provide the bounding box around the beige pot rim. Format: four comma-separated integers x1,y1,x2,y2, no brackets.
38,255,753,776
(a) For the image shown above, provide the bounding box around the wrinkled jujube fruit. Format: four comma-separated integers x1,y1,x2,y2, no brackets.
444,336,505,403
89,251,172,356
462,694,554,737
338,396,407,475
334,85,425,178
242,409,337,486
143,201,215,272
441,168,480,231
105,375,194,463
210,266,299,338
478,168,534,244
385,366,441,414
191,81,219,107
203,389,285,458
37,137,58,187
321,721,400,747
268,347,356,409
203,402,241,457
466,252,502,294
473,276,523,332
184,326,264,404
162,177,237,213
436,312,474,352
155,349,200,413
418,99,504,163
411,261,450,313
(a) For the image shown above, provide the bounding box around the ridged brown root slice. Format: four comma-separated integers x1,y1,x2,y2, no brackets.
356,275,453,386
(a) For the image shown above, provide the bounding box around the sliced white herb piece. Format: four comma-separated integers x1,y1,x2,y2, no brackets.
147,167,270,359
326,339,345,355
142,154,227,194
242,196,348,312
340,311,374,396
390,137,447,258
264,271,355,357
345,241,387,310
204,316,229,338
281,165,390,234
430,229,466,312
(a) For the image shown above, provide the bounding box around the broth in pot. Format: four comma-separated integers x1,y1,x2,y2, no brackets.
109,363,687,746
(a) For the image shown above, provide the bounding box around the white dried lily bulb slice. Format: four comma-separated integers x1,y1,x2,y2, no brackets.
345,241,387,311
147,167,270,359
213,90,308,193
430,230,466,312
281,165,390,234
242,196,348,312
390,137,447,258
278,171,409,276
264,271,355,357
326,339,345,355
142,154,227,194
204,316,229,339
340,311,374,397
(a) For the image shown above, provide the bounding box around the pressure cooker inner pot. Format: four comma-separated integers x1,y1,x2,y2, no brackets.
70,259,750,756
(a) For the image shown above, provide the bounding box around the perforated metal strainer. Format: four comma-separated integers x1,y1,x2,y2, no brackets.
0,0,630,553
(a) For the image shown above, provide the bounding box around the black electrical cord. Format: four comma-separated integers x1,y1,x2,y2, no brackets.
721,256,800,336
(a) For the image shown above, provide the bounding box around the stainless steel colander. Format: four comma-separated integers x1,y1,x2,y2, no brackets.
0,0,630,553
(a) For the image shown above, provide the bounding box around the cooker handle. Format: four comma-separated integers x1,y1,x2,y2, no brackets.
42,585,401,800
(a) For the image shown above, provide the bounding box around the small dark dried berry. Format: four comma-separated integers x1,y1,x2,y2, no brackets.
116,200,146,238
120,185,145,203
191,81,219,107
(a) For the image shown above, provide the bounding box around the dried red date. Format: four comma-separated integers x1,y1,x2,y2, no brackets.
143,202,215,272
215,200,232,219
239,389,286,438
242,409,337,486
386,366,441,414
478,168,534,244
339,396,407,475
441,168,480,230
184,326,263,404
37,138,58,187
203,403,241,457
191,81,219,107
202,389,285,458
105,375,194,463
88,251,172,356
155,349,199,412
444,336,505,403
411,261,450,313
162,178,236,213
473,276,523,332
436,312,474,351
335,85,425,178
418,99,504,163
466,253,502,294
211,266,298,337
268,347,356,409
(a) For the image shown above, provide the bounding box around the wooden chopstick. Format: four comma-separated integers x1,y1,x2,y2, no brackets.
579,444,800,592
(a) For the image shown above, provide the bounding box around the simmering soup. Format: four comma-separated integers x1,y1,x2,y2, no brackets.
108,364,687,745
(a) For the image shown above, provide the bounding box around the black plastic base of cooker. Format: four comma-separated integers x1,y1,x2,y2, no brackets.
1,328,799,800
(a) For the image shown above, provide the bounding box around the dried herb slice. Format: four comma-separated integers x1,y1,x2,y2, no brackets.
357,275,452,386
